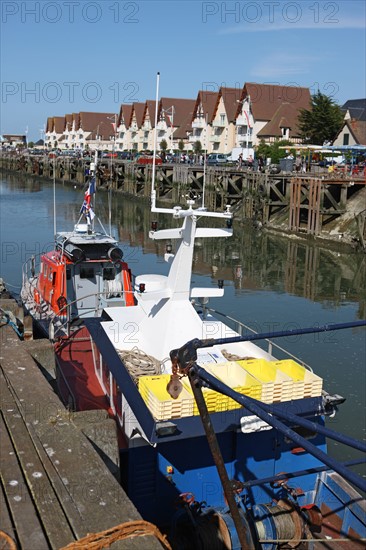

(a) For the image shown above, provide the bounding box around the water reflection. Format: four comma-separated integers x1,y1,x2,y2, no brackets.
108,197,365,316
1,174,365,318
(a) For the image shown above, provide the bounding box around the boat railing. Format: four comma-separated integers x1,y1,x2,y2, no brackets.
203,306,312,371
50,289,137,339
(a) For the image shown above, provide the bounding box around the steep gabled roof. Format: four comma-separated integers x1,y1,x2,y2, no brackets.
241,83,311,121
160,97,196,128
65,114,73,131
341,99,366,121
346,119,366,145
257,102,303,138
54,116,65,134
78,112,117,140
46,117,54,133
192,91,220,123
219,87,242,123
119,104,133,128
132,102,146,128
144,100,157,128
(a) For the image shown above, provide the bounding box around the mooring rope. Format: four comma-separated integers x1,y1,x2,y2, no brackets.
118,347,162,382
60,519,172,550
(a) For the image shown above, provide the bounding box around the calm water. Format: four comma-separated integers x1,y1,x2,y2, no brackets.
1,173,365,476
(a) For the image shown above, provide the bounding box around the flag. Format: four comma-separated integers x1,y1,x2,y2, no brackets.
80,177,96,222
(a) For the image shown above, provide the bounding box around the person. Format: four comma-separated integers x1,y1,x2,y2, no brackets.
237,153,243,169
247,154,254,169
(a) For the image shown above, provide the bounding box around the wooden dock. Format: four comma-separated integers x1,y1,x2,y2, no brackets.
0,321,164,549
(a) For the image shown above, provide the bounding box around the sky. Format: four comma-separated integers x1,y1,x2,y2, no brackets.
1,0,365,141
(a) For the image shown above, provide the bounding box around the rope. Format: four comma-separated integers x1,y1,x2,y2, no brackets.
0,530,17,550
118,347,162,383
60,519,172,550
221,349,255,362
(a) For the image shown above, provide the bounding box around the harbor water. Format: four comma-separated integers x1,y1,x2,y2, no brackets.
1,173,365,479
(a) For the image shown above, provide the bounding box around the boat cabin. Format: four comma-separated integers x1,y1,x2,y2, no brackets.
37,224,133,319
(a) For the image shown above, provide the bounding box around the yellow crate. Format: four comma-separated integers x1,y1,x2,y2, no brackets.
238,359,294,403
181,375,227,415
138,374,194,420
272,360,323,398
205,362,262,410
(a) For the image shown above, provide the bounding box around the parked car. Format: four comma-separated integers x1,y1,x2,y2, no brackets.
136,155,162,165
207,153,229,166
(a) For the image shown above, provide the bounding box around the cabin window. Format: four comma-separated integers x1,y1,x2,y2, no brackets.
66,267,71,280
80,267,95,279
52,272,56,286
103,267,115,281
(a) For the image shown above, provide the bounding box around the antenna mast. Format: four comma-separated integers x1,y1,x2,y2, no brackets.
151,72,160,210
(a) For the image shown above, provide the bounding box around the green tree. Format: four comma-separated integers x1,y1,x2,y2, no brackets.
193,140,202,155
28,141,34,148
160,139,168,154
298,91,344,145
255,139,294,164
178,140,184,153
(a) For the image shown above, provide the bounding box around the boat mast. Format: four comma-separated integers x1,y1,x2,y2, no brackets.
151,72,160,211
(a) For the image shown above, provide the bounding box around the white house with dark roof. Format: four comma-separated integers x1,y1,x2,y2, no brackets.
116,104,133,151
333,99,366,146
236,83,311,147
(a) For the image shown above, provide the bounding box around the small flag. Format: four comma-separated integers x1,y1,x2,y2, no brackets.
80,177,96,220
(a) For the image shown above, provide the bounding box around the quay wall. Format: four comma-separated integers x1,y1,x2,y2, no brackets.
1,154,365,248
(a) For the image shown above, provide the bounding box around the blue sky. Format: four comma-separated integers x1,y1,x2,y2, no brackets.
1,0,365,140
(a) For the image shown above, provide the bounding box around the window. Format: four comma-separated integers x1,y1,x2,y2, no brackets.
220,114,225,125
343,133,349,145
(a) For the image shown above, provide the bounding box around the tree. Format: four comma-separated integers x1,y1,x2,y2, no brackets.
193,140,202,155
298,91,344,145
178,140,184,153
255,139,294,164
28,141,34,148
160,139,168,154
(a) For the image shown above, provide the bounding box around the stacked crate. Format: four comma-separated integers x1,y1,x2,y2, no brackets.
138,374,194,420
237,359,294,403
272,360,323,398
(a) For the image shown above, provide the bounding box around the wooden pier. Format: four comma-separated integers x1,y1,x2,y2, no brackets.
0,310,164,549
1,154,365,239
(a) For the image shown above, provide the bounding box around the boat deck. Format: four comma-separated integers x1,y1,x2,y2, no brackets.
0,322,162,549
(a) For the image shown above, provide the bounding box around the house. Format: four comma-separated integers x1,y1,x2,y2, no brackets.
128,102,146,152
333,99,366,146
157,98,196,152
237,83,311,146
2,134,27,148
116,104,133,151
209,87,242,153
191,90,219,152
45,116,65,149
141,100,157,151
77,112,117,151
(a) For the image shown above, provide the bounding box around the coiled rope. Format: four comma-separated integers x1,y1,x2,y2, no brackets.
0,530,17,550
118,347,162,383
60,519,172,550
